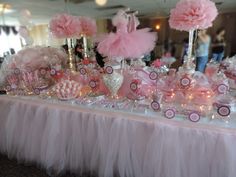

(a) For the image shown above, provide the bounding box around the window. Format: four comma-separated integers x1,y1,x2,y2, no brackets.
0,28,22,57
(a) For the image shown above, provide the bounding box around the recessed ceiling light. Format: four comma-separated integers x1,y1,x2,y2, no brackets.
95,0,107,6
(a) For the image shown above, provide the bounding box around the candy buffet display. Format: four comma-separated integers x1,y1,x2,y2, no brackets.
0,1,235,124
1,50,235,123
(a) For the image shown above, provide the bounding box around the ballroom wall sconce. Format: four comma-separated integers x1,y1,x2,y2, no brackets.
155,24,161,30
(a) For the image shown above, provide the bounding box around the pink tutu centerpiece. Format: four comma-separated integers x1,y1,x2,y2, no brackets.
98,10,157,59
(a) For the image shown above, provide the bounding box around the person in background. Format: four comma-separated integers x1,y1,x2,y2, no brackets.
94,43,105,68
142,51,155,66
163,39,176,57
74,39,84,59
212,28,226,62
181,38,189,64
61,44,68,54
195,29,211,73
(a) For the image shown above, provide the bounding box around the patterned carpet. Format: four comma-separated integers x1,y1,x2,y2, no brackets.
0,154,94,177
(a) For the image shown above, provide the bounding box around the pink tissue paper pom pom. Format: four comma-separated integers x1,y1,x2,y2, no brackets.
169,0,218,31
79,16,97,36
49,13,81,38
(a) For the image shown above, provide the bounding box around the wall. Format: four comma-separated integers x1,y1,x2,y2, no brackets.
211,12,236,56
29,24,64,47
29,19,108,47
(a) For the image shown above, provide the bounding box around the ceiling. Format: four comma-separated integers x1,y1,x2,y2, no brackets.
1,0,236,25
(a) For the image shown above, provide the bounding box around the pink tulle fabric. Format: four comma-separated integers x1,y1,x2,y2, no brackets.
0,47,67,83
98,10,157,59
169,0,218,31
49,13,81,38
0,47,67,77
79,16,97,36
1,96,236,177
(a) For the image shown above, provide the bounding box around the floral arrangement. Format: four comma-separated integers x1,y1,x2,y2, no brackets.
169,0,218,31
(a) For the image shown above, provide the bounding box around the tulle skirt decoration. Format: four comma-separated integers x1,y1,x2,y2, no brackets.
98,29,157,59
1,96,236,177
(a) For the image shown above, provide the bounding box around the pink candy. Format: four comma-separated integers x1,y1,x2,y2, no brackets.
53,80,81,100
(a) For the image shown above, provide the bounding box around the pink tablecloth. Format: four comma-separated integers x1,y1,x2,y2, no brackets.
0,95,236,177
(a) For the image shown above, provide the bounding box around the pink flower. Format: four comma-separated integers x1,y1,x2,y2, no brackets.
79,16,97,36
169,0,218,31
49,13,81,38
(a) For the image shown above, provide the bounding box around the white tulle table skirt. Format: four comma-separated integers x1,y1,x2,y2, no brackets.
0,95,236,177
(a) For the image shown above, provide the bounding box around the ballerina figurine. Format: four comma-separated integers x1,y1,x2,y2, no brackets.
98,9,157,59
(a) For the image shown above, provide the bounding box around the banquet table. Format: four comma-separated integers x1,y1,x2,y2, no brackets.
0,95,236,177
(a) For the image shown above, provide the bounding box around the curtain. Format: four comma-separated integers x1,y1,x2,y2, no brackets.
0,26,18,35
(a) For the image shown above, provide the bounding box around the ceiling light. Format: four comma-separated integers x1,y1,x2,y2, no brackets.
95,0,107,6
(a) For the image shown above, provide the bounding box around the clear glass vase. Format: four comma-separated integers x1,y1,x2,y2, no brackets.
66,38,77,71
